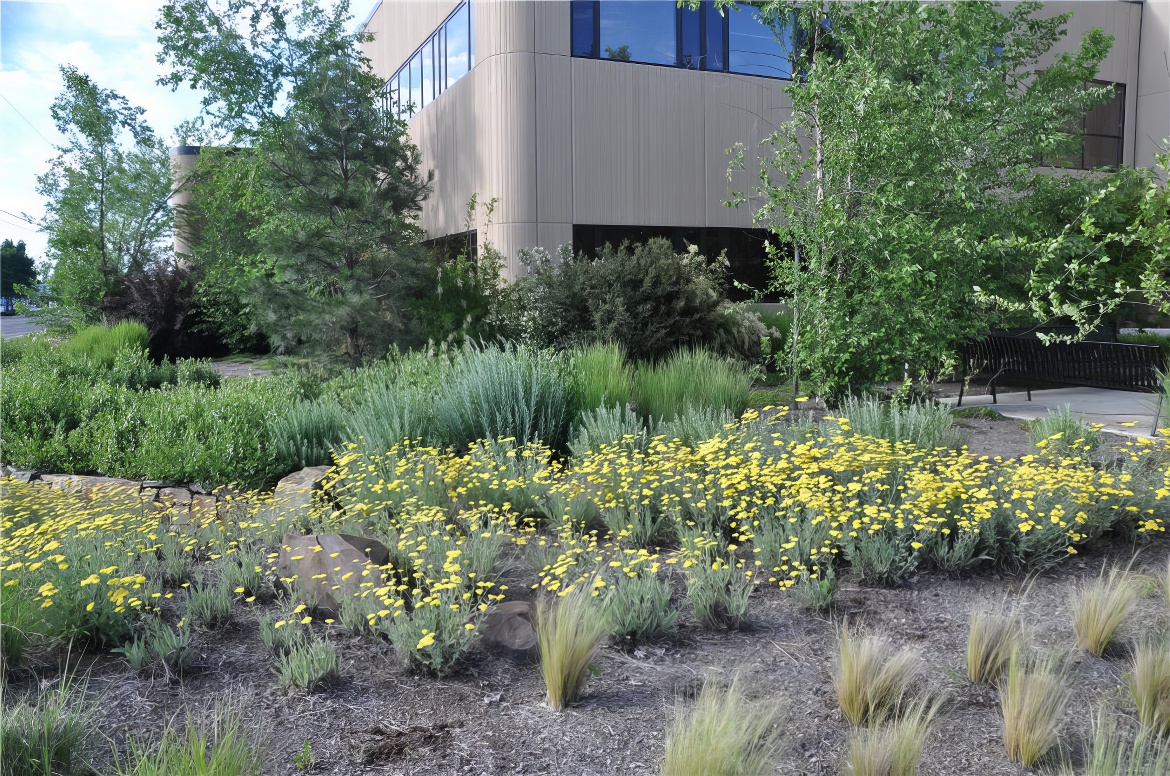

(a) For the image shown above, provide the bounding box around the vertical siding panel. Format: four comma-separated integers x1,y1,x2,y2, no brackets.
537,54,573,225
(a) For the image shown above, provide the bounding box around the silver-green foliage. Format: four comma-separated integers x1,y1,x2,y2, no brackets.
186,577,233,630
569,404,650,457
839,397,965,450
433,344,573,449
1029,405,1100,458
277,638,339,691
603,569,678,646
269,398,346,471
686,560,753,630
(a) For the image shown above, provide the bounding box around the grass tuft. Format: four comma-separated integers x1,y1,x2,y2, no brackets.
572,342,633,412
833,629,920,726
1127,641,1170,736
845,696,941,776
1080,711,1170,776
634,348,752,423
1029,405,1101,458
1072,562,1138,656
967,608,1022,684
1000,651,1069,767
537,585,607,711
0,674,94,776
113,703,264,776
277,637,339,692
659,677,782,776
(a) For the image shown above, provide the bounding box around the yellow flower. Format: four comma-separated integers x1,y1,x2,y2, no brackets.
416,633,436,649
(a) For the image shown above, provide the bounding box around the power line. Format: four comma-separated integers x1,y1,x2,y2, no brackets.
0,216,38,234
0,209,37,226
0,94,55,147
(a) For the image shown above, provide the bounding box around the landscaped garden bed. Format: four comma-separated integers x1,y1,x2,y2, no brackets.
4,382,1170,774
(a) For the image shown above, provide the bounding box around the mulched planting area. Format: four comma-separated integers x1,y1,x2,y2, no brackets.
7,416,1164,776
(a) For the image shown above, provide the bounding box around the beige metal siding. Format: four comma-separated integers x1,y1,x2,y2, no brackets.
536,53,573,224
1136,0,1170,173
475,0,535,61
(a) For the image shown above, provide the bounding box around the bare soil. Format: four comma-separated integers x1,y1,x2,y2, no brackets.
11,421,1167,776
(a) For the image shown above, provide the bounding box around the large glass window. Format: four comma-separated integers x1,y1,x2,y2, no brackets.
1082,82,1125,169
679,4,701,69
570,0,789,79
728,2,792,79
422,39,434,106
383,1,472,119
571,0,597,58
598,1,676,65
705,3,726,71
446,2,470,86
409,53,421,116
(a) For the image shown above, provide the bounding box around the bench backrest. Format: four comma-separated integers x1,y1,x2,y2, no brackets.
961,335,1164,392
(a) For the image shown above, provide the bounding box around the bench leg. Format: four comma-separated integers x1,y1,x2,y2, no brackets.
957,379,965,407
1027,386,1032,402
991,378,997,405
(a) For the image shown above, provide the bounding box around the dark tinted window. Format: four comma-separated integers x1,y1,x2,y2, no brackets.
599,1,676,65
571,1,597,57
680,4,701,69
728,2,792,78
705,3,726,71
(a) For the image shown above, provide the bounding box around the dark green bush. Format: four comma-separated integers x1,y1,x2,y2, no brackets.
511,239,766,363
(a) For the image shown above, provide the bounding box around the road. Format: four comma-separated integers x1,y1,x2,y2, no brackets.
1,315,44,339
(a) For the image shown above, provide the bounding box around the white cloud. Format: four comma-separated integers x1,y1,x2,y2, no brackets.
0,0,374,261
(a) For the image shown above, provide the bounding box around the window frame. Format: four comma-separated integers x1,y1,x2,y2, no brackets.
571,0,791,80
382,1,473,120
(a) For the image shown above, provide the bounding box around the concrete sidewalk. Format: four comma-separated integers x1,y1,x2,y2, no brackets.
940,387,1165,438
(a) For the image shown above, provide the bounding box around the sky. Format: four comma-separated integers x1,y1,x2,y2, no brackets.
0,0,376,265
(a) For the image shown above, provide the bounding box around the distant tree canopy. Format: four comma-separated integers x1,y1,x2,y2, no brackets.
1,239,37,298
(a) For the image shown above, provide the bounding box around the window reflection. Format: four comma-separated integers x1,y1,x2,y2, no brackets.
728,2,792,78
599,1,676,66
384,1,472,120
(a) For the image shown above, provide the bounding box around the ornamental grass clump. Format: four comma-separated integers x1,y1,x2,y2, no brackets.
834,630,920,726
568,404,651,457
0,677,94,776
538,584,607,711
845,696,941,776
1000,651,1069,767
1127,641,1170,736
634,348,752,423
113,703,264,776
967,608,1022,684
659,677,782,776
1080,712,1170,776
1072,562,1138,656
571,342,633,412
433,344,573,450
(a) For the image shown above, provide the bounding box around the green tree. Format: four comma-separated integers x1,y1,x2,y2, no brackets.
156,0,358,137
727,1,1115,395
35,66,172,329
997,153,1169,338
1,240,37,298
250,54,432,365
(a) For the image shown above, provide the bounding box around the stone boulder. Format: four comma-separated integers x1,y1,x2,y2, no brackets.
480,601,538,659
277,533,389,616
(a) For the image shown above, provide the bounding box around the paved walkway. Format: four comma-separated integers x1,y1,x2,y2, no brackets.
1,315,43,339
940,387,1165,438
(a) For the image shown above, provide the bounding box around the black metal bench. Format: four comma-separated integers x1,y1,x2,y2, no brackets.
957,335,1164,406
